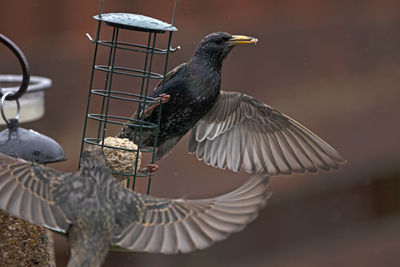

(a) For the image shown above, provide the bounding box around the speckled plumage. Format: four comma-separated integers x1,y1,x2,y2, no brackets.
120,32,346,175
119,32,233,160
0,147,271,266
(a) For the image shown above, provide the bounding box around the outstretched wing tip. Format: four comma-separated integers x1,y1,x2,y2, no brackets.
190,91,347,176
114,173,271,254
0,153,72,233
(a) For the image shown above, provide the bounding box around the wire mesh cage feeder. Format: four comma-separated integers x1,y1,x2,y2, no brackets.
80,0,179,193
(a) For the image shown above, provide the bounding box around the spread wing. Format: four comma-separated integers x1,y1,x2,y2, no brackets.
0,153,84,232
112,175,271,254
189,91,346,175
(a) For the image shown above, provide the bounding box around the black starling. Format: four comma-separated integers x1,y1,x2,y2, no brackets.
0,147,271,267
119,32,345,175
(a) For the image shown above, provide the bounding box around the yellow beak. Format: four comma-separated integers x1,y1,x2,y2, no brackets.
227,35,258,45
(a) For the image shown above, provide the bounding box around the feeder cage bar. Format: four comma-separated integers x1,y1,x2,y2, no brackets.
79,3,178,194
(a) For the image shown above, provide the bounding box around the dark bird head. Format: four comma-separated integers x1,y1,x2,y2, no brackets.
193,32,258,67
80,146,108,170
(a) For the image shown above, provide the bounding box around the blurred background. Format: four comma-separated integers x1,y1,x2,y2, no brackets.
1,0,400,266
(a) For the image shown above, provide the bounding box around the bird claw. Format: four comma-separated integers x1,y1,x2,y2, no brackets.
156,93,170,104
143,94,170,115
140,164,159,173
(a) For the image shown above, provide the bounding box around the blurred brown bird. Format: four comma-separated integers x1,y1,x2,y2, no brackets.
0,147,271,267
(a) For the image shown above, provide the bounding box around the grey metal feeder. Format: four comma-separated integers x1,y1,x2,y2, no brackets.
0,34,65,164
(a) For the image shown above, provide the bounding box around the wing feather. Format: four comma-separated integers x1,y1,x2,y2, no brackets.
112,175,271,254
190,91,345,175
0,153,81,232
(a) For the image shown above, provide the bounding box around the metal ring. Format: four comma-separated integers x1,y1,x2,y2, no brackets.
0,34,30,100
1,91,20,125
0,75,52,93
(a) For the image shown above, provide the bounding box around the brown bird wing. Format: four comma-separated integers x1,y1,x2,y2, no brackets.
189,91,346,175
0,153,82,232
112,175,271,254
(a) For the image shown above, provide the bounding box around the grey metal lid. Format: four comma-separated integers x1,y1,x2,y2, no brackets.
94,13,178,33
0,119,66,164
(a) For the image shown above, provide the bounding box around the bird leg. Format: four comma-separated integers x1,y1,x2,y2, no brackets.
144,94,170,115
139,164,159,173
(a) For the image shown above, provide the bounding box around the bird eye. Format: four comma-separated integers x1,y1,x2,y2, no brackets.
215,38,224,45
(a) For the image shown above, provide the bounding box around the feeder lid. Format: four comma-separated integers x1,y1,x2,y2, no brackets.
0,119,66,164
94,13,178,33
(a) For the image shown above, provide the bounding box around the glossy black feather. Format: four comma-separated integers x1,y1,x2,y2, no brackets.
119,32,232,160
119,32,345,173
